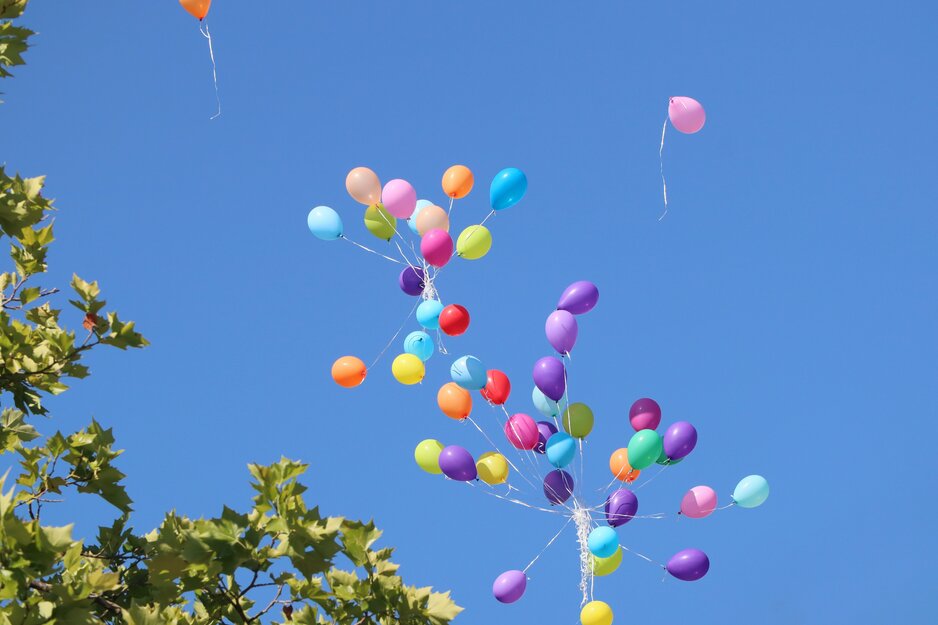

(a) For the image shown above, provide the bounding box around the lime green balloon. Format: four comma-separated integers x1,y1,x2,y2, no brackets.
656,446,683,466
592,547,622,576
627,429,662,470
364,202,396,241
562,403,594,439
456,225,492,260
414,439,445,475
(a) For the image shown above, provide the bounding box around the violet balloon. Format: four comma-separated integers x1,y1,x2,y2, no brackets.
666,548,710,581
535,421,558,454
543,469,574,505
545,310,578,355
629,398,661,431
533,356,566,402
604,488,638,528
492,570,527,604
662,421,698,460
556,281,599,315
398,266,425,296
438,445,477,482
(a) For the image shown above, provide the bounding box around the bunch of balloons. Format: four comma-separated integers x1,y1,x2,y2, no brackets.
659,95,706,219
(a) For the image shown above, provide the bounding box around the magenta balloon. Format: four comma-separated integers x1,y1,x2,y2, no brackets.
629,398,661,431
420,229,453,268
535,421,558,454
438,445,477,481
504,413,539,450
662,421,698,460
604,488,639,528
667,548,710,581
556,281,599,315
668,96,706,134
680,486,717,519
532,356,566,402
492,570,527,603
543,469,574,505
545,310,578,355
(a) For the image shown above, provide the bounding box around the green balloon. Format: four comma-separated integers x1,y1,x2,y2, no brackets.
592,547,622,576
627,429,662,470
656,446,683,466
364,202,396,241
562,403,594,439
414,439,445,475
456,225,493,260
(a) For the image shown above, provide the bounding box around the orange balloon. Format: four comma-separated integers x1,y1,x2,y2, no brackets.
332,356,367,388
180,0,212,20
609,448,640,483
346,167,382,206
437,382,472,420
442,165,474,199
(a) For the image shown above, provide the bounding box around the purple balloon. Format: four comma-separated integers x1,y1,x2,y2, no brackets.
535,421,558,454
557,281,599,315
438,445,477,481
543,469,574,505
629,398,662,431
492,570,527,603
545,310,578,355
666,548,710,581
662,421,698,460
604,488,639,528
533,357,566,402
398,266,425,296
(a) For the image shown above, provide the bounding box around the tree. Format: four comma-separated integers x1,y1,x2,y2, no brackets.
0,4,461,623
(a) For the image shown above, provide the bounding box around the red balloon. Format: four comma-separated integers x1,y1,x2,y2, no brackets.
481,369,511,405
439,304,470,336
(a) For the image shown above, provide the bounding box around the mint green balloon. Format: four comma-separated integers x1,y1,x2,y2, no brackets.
627,429,662,470
732,475,769,508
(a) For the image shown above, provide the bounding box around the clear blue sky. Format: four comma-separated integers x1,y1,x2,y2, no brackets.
5,1,937,623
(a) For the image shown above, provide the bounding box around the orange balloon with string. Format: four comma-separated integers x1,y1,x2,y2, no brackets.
609,448,640,483
332,356,367,388
180,0,212,20
437,382,472,420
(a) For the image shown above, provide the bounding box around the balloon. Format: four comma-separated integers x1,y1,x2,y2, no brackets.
543,469,574,505
732,475,769,509
392,353,425,385
557,281,600,315
307,206,343,241
416,299,444,329
668,96,706,134
408,199,432,234
504,413,539,450
492,569,525,604
414,439,444,475
532,356,566,401
179,0,211,20
680,486,717,519
331,356,366,388
437,382,472,420
455,225,493,260
346,167,381,205
545,310,578,355
415,205,450,235
580,601,613,625
608,448,640,483
450,355,487,390
605,489,638,527
666,548,710,581
443,165,474,199
381,179,417,219
629,398,661,431
627,429,663,470
399,266,425,296
438,445,477,481
421,229,453,268
532,387,568,418
587,526,618,558
403,330,434,362
535,421,558,454
477,452,509,486
656,446,683,466
562,403,594,439
439,304,470,336
490,167,527,210
662,421,698,460
481,370,511,405
364,203,396,241
545,432,576,468
592,548,622,577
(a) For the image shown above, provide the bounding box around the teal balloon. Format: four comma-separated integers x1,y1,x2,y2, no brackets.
656,446,684,466
451,355,487,390
627,429,662,470
490,168,527,210
416,300,444,329
307,206,343,241
732,475,770,509
532,386,568,418
545,432,576,468
403,331,434,362
587,526,618,558
408,199,432,234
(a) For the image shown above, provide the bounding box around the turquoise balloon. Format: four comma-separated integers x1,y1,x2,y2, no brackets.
416,300,444,329
732,475,770,509
450,355,487,390
408,199,432,234
403,331,434,362
627,429,663,470
490,168,528,210
307,206,343,241
545,432,576,468
587,526,618,558
532,386,568,418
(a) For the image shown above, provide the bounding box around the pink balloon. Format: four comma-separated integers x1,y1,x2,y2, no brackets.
420,229,453,268
504,413,539,450
382,179,417,218
680,485,717,519
668,96,706,134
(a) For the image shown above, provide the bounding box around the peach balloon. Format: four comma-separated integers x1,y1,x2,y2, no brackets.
437,382,472,420
415,205,449,235
346,167,381,205
331,356,367,388
442,165,474,199
609,448,640,483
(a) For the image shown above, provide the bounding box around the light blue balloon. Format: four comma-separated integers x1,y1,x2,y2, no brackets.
490,167,527,210
587,526,618,558
545,432,576,468
407,199,433,234
307,206,343,241
732,475,770,509
416,299,444,329
532,386,568,418
403,331,434,362
450,355,487,390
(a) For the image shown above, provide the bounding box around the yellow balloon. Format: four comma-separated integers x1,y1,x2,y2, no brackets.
364,203,396,241
592,548,622,576
456,225,492,260
414,439,445,474
580,601,613,625
476,452,509,485
415,205,450,235
392,353,425,385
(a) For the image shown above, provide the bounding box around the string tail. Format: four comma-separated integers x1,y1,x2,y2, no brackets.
658,115,668,220
199,21,221,120
572,503,593,606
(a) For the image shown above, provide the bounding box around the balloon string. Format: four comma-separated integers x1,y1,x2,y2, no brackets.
198,21,221,120
522,516,573,574
634,464,668,490
447,197,455,217
465,416,537,493
572,504,593,606
369,299,420,369
341,235,406,265
658,116,669,220
620,544,666,570
465,481,565,515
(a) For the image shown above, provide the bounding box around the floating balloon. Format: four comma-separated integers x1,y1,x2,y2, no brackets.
481,370,511,405
403,330,434,362
629,398,661,431
490,167,528,210
504,413,539,450
451,355,487,390
545,310,578,355
662,421,698,460
416,299,444,329
592,548,622,577
580,601,613,625
364,203,396,241
543,469,574,505
477,452,509,485
382,179,417,219
437,382,472,420
562,403,594,439
407,199,432,234
421,229,453,267
666,548,710,581
438,445,477,481
532,387,568,418
627,429,663,470
180,0,211,20
415,205,449,235
605,488,638,528
557,281,599,315
439,304,470,336
533,356,566,402
545,432,576,468
680,486,717,519
399,266,425,296
414,439,444,475
443,165,474,199
307,206,343,241
331,356,366,388
346,167,381,205
668,96,706,134
455,225,492,260
732,475,769,509
587,526,618,558
392,353,425,385
609,448,640,483
492,570,526,604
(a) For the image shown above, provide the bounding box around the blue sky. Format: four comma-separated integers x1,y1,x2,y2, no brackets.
5,1,938,622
